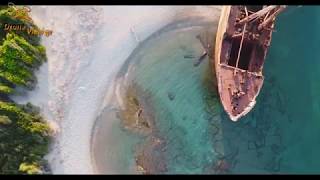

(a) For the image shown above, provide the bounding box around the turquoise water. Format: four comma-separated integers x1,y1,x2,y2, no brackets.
262,6,320,173
131,26,220,173
217,6,320,173
96,6,320,174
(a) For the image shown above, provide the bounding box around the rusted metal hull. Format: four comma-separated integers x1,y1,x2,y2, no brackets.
214,6,279,121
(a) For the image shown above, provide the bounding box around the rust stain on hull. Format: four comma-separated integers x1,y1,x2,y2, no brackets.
214,5,285,121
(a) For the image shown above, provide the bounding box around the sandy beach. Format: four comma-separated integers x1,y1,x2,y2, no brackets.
11,6,221,174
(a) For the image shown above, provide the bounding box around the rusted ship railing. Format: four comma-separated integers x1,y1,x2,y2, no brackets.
258,6,287,31
233,5,286,76
234,6,248,76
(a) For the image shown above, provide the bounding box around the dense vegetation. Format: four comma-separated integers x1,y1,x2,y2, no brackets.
0,6,51,174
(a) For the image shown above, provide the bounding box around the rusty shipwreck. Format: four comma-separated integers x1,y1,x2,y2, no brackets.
214,5,286,121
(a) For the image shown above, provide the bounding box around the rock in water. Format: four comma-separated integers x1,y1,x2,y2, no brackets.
184,54,195,59
167,92,175,101
193,51,208,67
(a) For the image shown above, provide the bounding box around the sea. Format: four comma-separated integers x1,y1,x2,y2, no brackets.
93,6,320,174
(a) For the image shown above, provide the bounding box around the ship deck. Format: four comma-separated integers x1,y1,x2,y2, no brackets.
217,64,264,118
214,5,280,121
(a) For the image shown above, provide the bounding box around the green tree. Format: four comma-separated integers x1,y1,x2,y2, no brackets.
0,6,51,174
0,7,40,45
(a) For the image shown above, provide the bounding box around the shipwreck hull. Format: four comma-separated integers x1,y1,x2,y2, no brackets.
214,6,279,121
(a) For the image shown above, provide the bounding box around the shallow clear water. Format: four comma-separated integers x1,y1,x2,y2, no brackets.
95,6,320,174
130,25,220,174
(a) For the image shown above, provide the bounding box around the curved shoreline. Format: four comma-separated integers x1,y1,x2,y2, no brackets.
24,6,320,174
91,9,221,173
26,6,221,174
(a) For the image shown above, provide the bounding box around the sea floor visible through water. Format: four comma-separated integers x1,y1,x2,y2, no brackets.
92,6,320,174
